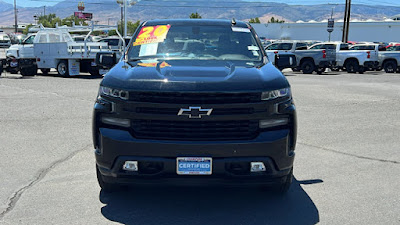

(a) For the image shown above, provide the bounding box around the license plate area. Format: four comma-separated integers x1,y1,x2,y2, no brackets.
176,157,212,175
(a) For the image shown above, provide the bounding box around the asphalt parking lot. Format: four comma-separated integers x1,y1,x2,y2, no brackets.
0,69,399,225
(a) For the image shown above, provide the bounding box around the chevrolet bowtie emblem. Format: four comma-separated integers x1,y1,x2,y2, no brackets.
177,106,213,119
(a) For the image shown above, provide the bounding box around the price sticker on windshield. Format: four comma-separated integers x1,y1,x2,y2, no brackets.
133,25,171,46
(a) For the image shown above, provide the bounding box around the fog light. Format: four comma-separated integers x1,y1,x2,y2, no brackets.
123,161,138,171
259,118,288,129
101,116,130,127
250,162,266,172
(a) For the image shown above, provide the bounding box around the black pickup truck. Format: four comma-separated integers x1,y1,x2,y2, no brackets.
93,19,297,193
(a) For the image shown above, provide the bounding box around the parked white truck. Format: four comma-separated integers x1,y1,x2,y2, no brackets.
2,23,124,77
309,42,379,74
265,41,336,74
378,50,400,73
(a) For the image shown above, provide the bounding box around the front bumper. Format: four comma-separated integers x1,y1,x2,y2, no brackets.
95,127,295,185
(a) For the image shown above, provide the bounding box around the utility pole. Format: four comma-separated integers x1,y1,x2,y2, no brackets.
342,0,352,43
14,0,18,33
121,7,123,34
124,0,127,38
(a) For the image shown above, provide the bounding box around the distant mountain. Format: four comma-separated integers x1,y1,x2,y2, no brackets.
0,0,13,13
0,0,399,27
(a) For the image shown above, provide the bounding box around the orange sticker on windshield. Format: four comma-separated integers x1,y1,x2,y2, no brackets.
133,25,171,46
138,61,171,68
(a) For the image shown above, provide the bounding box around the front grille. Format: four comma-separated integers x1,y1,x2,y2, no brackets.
130,92,261,104
132,120,259,141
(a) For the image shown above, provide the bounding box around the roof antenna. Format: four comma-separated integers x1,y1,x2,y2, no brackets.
231,18,236,25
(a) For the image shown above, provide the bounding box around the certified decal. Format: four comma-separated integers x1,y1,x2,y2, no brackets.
133,25,171,46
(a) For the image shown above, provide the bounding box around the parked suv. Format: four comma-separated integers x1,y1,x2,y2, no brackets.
93,19,297,193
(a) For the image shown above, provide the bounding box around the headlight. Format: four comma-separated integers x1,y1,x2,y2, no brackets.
100,86,129,100
261,88,290,101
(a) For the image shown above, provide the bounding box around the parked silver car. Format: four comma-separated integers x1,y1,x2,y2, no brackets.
0,33,11,48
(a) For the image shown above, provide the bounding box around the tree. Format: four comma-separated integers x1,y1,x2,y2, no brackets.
36,13,88,28
190,12,202,19
37,13,62,28
249,17,261,23
61,15,88,27
268,17,285,23
109,20,140,36
22,24,34,35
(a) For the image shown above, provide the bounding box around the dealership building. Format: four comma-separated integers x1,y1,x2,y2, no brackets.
252,18,400,43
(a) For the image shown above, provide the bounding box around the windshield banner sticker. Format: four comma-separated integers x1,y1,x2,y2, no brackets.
232,27,250,33
133,25,171,46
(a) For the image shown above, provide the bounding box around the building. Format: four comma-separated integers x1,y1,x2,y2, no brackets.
252,20,400,43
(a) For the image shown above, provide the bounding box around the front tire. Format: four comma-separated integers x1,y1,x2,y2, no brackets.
57,60,69,77
20,65,37,76
89,66,100,77
276,168,293,194
301,60,315,74
345,60,359,73
383,61,397,73
96,165,120,193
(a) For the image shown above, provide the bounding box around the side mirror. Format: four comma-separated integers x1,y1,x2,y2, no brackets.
96,52,117,69
274,54,296,70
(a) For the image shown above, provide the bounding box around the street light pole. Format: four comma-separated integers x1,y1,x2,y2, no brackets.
14,0,18,33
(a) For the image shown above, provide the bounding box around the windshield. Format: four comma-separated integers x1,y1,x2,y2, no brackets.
266,43,293,50
128,25,263,62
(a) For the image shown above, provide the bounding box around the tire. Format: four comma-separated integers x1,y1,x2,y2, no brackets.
96,165,120,193
57,60,69,77
89,66,100,77
301,60,315,74
383,61,397,73
345,60,359,73
275,168,293,194
20,65,37,76
316,67,326,75
41,68,50,75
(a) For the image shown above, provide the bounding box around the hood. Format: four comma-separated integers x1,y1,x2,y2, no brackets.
101,60,289,92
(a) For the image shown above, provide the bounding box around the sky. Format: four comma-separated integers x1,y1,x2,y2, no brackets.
2,0,400,8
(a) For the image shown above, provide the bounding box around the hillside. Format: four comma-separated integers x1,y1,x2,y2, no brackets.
0,0,399,26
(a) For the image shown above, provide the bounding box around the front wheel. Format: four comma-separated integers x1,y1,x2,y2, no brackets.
275,168,293,194
20,65,37,76
57,60,69,77
345,60,359,73
89,66,100,77
301,60,315,74
383,61,397,73
96,165,120,193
